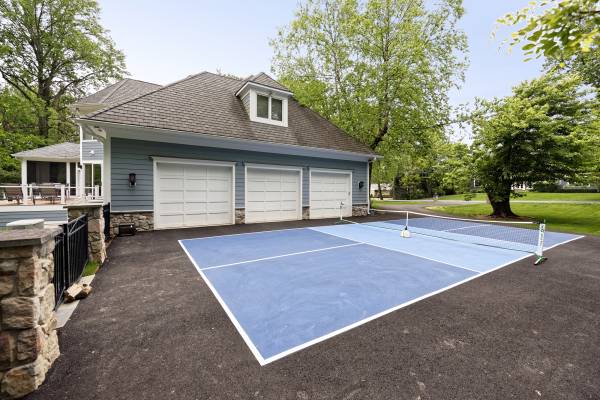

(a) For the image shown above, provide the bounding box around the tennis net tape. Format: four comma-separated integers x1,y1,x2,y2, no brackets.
341,210,544,255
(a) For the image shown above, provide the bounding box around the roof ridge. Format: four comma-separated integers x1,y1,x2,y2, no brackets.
95,79,127,104
84,72,210,119
121,77,161,86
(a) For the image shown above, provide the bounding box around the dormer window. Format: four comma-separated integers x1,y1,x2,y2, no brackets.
236,79,292,127
257,94,283,122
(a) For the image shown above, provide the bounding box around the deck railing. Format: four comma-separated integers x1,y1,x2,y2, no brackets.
0,184,103,205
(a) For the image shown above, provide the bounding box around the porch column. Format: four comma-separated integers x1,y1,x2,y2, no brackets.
20,159,28,204
66,162,71,197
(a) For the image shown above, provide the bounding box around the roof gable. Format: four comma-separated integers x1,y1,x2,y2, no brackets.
80,72,375,156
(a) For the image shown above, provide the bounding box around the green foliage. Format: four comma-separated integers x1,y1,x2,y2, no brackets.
0,128,45,183
0,0,126,137
496,0,600,61
271,0,468,186
471,72,596,216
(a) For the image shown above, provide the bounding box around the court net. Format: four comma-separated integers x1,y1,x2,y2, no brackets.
338,209,546,263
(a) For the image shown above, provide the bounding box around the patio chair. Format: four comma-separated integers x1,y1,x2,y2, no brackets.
39,186,59,204
3,186,24,205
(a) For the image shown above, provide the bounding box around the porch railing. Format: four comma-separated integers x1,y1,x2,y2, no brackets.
0,184,103,205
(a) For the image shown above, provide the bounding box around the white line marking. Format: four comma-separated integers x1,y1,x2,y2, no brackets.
179,227,584,366
443,224,489,232
201,243,362,271
178,240,268,366
261,251,533,365
312,228,482,274
543,235,585,251
179,226,307,242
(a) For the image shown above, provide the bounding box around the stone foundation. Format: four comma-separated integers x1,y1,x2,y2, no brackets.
66,204,106,264
0,229,61,399
235,209,245,224
302,207,310,220
352,205,369,217
110,212,154,236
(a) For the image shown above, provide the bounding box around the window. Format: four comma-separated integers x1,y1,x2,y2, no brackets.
271,98,283,121
249,90,288,127
257,94,269,119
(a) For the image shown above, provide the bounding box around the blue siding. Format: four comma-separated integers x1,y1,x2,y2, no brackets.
111,137,368,212
0,210,67,227
81,140,104,162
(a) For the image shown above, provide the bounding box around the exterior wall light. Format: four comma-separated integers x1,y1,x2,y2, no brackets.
358,181,364,189
128,173,137,187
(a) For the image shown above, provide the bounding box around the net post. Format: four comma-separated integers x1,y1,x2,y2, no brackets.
534,220,547,265
405,211,409,229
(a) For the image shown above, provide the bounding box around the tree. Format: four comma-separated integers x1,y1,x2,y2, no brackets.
271,0,467,182
471,73,594,217
0,128,45,182
0,0,126,138
497,0,600,61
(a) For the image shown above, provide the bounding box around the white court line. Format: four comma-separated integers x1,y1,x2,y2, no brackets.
261,251,534,365
179,227,585,366
543,235,584,251
313,228,482,274
178,240,268,366
443,224,490,232
179,226,307,243
201,243,362,271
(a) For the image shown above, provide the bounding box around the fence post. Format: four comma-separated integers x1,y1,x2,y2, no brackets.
0,228,61,398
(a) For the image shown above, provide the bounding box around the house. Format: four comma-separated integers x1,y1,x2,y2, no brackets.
10,79,161,203
74,72,377,231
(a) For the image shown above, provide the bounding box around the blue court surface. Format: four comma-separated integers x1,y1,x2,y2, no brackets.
179,218,582,365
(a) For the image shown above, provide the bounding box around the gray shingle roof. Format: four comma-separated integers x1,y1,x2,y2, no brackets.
78,79,161,106
80,72,375,156
244,72,291,92
12,142,80,160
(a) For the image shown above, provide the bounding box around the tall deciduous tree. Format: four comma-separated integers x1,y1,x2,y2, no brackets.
271,0,467,181
0,0,126,138
497,0,599,61
471,73,595,217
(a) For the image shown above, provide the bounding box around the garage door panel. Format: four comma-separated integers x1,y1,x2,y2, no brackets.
310,171,351,219
155,162,233,229
245,167,301,223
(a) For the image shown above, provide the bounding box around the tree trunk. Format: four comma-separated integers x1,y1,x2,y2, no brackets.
377,182,383,200
488,195,516,218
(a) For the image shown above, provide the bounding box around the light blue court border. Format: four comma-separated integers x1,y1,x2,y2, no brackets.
179,224,583,365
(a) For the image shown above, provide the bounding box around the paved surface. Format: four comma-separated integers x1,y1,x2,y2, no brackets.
28,215,600,400
377,199,600,205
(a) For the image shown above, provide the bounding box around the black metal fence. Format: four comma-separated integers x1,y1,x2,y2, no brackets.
103,202,111,240
53,214,89,308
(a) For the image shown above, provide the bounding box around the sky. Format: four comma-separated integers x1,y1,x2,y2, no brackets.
97,0,545,109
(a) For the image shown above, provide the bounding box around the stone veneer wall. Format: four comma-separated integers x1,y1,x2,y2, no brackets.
235,209,245,224
66,204,106,264
109,212,153,237
0,228,60,399
352,205,369,217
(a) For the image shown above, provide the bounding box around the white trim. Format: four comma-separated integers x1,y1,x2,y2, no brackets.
153,157,236,229
178,240,267,365
201,243,361,271
104,133,112,205
75,119,378,161
309,168,353,219
249,90,288,127
150,156,236,168
235,81,293,97
366,161,370,214
260,251,534,365
244,163,303,223
14,156,80,163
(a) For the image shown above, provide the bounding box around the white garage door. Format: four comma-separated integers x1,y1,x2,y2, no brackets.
154,161,233,229
310,170,352,219
246,167,301,223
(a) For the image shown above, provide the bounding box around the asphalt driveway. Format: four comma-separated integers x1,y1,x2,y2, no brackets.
27,216,600,400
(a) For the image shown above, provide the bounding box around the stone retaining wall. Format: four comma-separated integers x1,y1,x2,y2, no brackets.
109,212,153,236
0,228,60,399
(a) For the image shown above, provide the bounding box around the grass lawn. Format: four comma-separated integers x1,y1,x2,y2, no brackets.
438,192,600,201
370,199,428,206
428,203,600,236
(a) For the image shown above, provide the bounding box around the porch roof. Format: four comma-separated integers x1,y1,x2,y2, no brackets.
12,142,80,162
